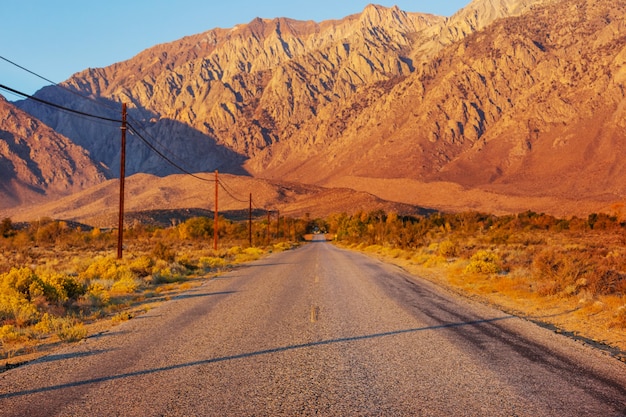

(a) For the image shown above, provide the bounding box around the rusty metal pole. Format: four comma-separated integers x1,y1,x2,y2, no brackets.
117,103,127,259
214,170,218,251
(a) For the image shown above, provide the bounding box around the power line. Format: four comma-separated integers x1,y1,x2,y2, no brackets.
0,82,217,184
0,55,58,87
0,84,122,123
1,81,257,207
0,54,122,113
1,59,234,188
127,123,216,183
2,55,203,169
217,179,248,203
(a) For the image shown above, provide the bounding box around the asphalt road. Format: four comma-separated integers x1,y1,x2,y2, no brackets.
1,242,626,416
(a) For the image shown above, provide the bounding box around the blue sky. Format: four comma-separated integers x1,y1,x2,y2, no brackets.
1,1,470,97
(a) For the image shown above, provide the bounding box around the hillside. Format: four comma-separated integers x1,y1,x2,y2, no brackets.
0,173,425,227
0,96,106,209
3,0,626,221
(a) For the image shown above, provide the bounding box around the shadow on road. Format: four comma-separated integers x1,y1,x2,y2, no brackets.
172,290,236,300
0,315,512,399
34,349,116,364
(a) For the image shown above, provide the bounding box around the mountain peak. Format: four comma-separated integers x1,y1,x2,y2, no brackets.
8,0,626,218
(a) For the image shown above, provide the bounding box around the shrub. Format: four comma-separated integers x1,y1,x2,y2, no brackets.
152,261,187,284
227,246,243,256
110,276,140,294
128,256,154,277
234,247,264,263
79,256,121,281
1,267,37,300
0,324,23,343
56,319,87,342
0,293,39,326
438,240,458,258
610,305,626,329
82,283,110,308
532,249,589,296
199,256,227,270
151,242,176,262
465,250,501,275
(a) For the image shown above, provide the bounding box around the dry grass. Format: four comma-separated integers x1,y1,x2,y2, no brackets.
0,216,300,368
334,210,626,360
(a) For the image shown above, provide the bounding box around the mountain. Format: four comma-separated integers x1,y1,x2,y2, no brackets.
1,173,425,227
0,96,106,209
6,0,626,221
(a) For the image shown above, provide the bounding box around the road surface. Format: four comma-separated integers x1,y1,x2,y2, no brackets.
1,242,626,416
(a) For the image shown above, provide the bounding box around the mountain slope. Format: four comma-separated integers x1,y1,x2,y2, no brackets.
0,96,106,209
8,0,626,219
255,0,626,202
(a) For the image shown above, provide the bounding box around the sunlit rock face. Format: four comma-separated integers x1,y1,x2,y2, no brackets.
9,0,626,214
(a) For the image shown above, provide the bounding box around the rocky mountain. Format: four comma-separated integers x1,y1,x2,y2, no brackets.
0,96,106,209
6,0,626,220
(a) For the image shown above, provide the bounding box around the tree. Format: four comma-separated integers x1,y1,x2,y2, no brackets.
1,218,14,238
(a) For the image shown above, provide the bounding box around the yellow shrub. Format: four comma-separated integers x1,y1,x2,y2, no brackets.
227,246,243,256
234,247,264,263
34,312,57,333
151,261,187,284
83,283,110,307
79,256,121,281
199,256,227,269
423,255,447,268
1,267,37,297
610,305,626,329
465,250,501,275
111,276,140,294
438,240,458,258
0,293,39,326
0,324,24,343
272,242,292,252
128,256,154,277
56,319,87,342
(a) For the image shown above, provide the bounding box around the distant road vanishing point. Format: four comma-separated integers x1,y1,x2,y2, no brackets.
1,242,626,416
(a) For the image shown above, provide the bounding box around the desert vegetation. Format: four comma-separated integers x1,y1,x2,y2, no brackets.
2,209,626,366
325,209,626,357
0,215,307,363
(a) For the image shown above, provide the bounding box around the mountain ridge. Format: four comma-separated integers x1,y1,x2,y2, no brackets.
3,0,626,223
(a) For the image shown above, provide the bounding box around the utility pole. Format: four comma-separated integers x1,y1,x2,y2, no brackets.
276,210,280,241
267,210,271,246
117,103,127,259
249,193,252,247
214,170,218,251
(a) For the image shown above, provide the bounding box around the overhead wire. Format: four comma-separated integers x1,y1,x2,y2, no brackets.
2,59,263,212
0,84,122,124
1,55,198,170
217,178,248,203
127,123,216,183
0,82,212,183
0,54,122,113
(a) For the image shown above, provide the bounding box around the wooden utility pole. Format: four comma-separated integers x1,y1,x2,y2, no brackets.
267,210,271,246
117,103,127,259
249,193,252,247
214,170,218,251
